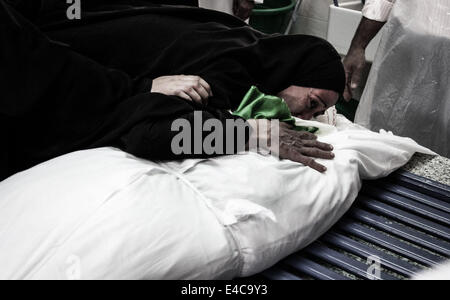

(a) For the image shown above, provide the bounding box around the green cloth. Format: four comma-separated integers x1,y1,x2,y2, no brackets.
233,86,319,133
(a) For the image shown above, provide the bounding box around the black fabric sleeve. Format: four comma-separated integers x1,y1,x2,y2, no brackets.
119,102,251,161
0,0,139,118
0,0,145,177
0,0,250,180
4,0,42,21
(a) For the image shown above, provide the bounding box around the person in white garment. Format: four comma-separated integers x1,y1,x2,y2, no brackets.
343,0,450,157
343,0,396,101
199,0,264,20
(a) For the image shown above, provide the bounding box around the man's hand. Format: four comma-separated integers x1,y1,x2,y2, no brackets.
343,47,366,101
342,17,386,101
233,0,255,20
151,75,213,106
249,120,335,173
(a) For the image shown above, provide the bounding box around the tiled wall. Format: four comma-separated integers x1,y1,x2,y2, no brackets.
291,0,355,38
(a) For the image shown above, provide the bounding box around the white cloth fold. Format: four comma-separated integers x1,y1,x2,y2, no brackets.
362,0,396,22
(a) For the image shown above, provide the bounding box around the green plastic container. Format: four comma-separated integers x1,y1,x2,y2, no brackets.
250,0,297,34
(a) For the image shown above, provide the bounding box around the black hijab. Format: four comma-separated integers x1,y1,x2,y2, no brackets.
132,18,346,109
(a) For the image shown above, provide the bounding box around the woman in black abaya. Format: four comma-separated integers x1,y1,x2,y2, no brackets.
0,0,345,181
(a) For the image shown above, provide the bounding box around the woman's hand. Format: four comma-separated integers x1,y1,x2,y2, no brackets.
248,120,335,173
233,0,255,20
151,75,213,106
278,123,334,172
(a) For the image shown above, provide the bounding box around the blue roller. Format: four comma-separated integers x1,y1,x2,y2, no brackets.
362,184,450,225
304,243,398,280
322,232,421,277
350,208,450,256
358,196,450,241
390,171,450,202
337,220,443,267
261,267,302,280
283,255,349,280
375,181,450,213
252,171,450,280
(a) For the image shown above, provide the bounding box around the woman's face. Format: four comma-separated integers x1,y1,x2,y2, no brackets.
278,86,339,120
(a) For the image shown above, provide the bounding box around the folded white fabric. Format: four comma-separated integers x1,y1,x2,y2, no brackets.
362,0,396,22
0,150,241,280
0,116,434,279
413,260,450,280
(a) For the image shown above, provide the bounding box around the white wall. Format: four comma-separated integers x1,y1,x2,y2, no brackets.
290,0,355,38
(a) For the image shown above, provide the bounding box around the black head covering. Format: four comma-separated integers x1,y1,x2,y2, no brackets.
259,35,346,96
139,18,345,109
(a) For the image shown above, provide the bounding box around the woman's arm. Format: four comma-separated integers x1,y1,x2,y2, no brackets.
151,75,213,106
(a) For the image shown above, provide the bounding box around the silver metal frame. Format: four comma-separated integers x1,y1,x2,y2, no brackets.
284,0,304,35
